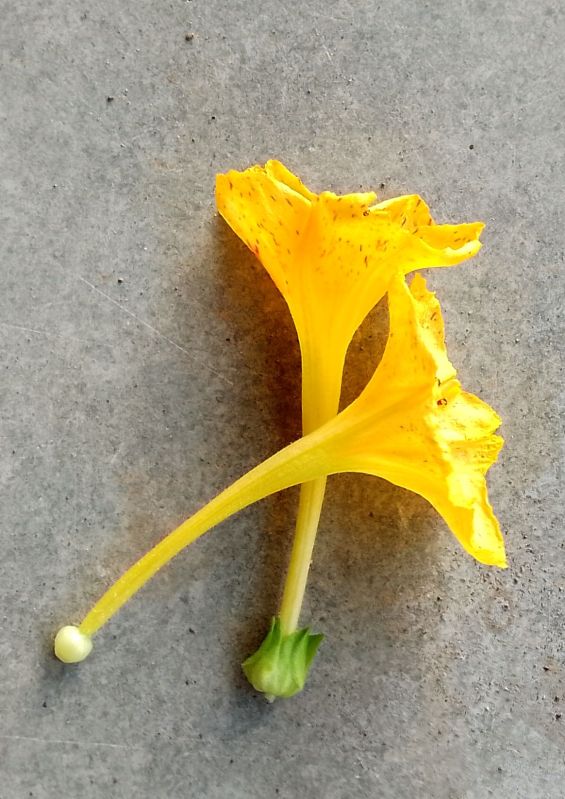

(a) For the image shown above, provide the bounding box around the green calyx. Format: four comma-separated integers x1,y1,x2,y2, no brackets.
242,617,324,700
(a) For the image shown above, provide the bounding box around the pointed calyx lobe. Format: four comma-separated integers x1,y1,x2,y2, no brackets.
242,618,323,699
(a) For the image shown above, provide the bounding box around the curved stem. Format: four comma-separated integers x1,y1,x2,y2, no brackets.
275,340,345,635
278,476,327,635
79,434,326,638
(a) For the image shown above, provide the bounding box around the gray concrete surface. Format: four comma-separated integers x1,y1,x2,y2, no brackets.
1,1,564,797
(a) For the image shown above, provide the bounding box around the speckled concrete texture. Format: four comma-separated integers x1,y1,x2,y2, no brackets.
1,1,563,797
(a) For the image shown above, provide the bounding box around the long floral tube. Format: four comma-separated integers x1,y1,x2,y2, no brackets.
79,435,328,639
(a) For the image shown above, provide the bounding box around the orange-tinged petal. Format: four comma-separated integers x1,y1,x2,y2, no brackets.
324,274,505,567
265,159,317,202
216,163,312,303
216,162,485,432
373,194,435,230
368,197,484,273
216,164,484,346
373,194,484,252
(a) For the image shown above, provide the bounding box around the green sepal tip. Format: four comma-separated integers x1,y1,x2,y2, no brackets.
242,617,324,699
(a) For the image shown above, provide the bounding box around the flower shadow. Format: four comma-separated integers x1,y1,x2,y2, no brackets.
210,215,303,620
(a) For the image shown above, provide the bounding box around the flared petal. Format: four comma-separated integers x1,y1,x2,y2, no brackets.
216,162,484,356
264,160,317,202
216,161,312,304
328,274,505,566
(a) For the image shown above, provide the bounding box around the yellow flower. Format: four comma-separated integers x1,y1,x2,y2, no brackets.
55,273,504,664
216,160,484,430
317,273,505,567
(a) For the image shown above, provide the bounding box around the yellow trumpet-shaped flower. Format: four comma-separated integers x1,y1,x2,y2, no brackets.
317,273,505,567
216,160,484,431
55,274,504,670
